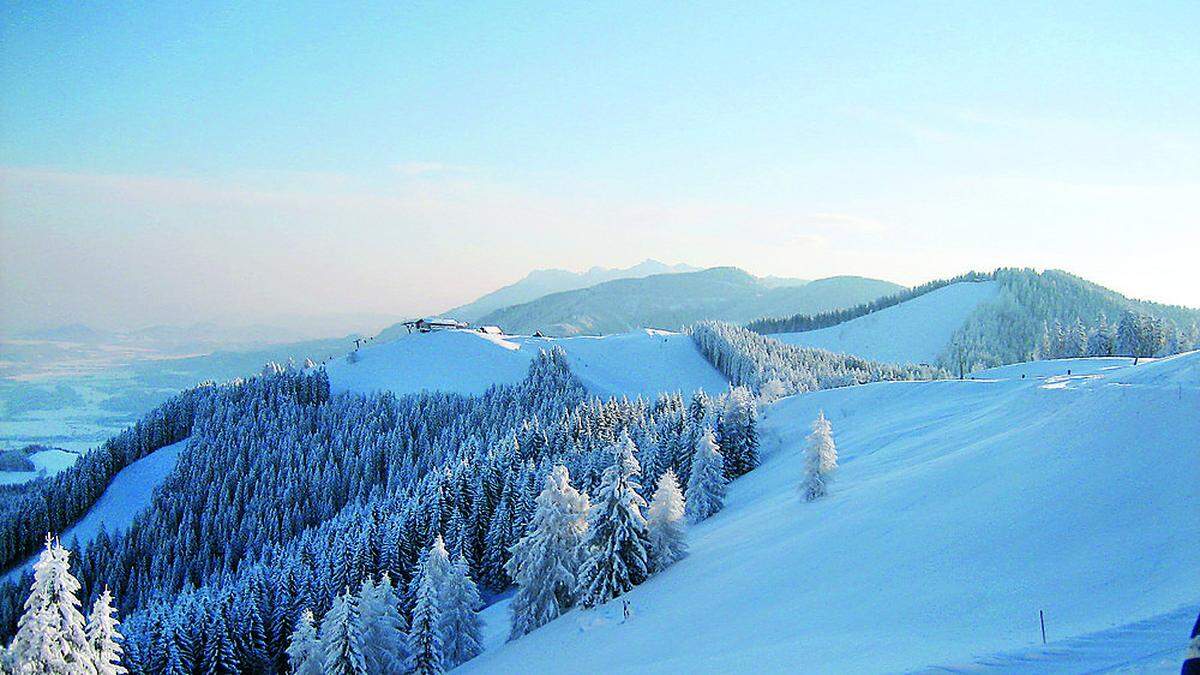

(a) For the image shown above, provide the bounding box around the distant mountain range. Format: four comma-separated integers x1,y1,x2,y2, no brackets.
445,259,704,322
474,267,902,336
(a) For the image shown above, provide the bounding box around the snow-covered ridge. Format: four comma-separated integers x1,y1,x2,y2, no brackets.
326,329,729,399
775,280,1000,364
460,353,1199,673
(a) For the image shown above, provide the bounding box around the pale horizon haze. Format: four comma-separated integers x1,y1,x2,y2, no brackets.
3,2,1199,332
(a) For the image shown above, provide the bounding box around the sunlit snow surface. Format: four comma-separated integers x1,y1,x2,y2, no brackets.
775,281,1000,364
462,353,1200,673
326,328,729,399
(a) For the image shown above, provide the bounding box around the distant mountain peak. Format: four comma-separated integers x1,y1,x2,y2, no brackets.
439,260,701,323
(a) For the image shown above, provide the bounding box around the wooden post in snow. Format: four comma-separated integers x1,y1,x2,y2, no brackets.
1040,609,1046,644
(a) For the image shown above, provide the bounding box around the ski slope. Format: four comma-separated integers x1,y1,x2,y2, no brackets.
775,281,1000,364
460,353,1199,673
2,438,187,583
327,329,728,399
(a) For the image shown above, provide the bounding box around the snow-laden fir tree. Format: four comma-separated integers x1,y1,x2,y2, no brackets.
1070,318,1089,357
319,587,366,675
286,608,323,675
505,465,590,640
684,428,726,523
576,432,651,608
440,555,484,668
645,469,688,573
86,586,125,675
201,604,239,674
717,386,759,480
6,535,96,674
1117,311,1140,358
802,410,837,502
407,538,449,675
1088,313,1113,356
163,643,188,675
359,574,408,674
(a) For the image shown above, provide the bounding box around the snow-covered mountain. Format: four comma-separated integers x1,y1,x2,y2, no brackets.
461,352,1200,673
476,267,901,336
4,267,1196,674
443,259,702,323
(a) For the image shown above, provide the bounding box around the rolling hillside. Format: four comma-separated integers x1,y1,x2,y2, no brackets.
460,352,1200,673
477,267,901,336
775,280,1000,364
756,269,1200,373
326,328,729,400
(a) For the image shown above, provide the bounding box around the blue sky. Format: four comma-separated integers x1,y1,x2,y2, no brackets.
2,1,1198,329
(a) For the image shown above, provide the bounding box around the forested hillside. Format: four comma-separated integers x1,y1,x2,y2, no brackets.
751,268,1200,373
477,267,900,336
0,343,761,671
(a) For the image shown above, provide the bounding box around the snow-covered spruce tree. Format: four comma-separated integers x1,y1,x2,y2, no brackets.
1070,318,1089,357
86,586,125,675
1117,311,1140,358
407,539,448,675
319,587,366,675
359,574,408,674
480,486,516,591
645,469,687,573
286,608,323,675
7,535,96,674
717,386,759,480
201,605,239,674
576,432,651,608
1088,313,1114,356
802,410,837,502
505,465,590,640
684,428,726,523
440,555,484,668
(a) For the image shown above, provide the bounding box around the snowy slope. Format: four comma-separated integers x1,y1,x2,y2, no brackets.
523,330,728,399
459,353,1199,673
327,330,532,397
776,281,1000,364
327,329,728,399
2,438,187,582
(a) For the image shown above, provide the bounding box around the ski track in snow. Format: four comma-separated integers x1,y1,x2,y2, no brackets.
775,281,1000,364
326,328,729,400
2,438,188,583
459,352,1200,674
917,603,1196,673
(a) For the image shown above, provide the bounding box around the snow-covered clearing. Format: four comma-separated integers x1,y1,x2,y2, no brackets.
327,329,728,399
2,438,188,583
776,281,999,364
460,352,1199,673
0,448,79,485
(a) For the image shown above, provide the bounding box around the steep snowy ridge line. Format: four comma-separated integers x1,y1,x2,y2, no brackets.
460,354,1199,673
